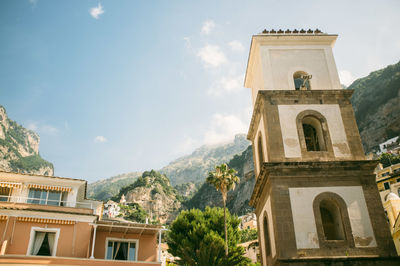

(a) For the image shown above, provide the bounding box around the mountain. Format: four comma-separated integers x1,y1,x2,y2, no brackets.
184,145,255,216
350,61,400,152
0,105,53,175
160,134,251,186
87,134,250,200
87,171,142,201
113,170,182,224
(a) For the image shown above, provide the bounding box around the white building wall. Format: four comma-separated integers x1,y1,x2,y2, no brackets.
289,186,377,249
278,104,351,158
253,45,342,94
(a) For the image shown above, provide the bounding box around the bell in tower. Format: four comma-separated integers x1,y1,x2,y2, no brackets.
245,29,399,265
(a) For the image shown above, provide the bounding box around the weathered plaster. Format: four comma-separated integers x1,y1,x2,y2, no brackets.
278,104,350,158
289,186,376,249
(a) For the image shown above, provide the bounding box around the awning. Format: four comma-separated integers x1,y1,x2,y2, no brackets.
17,217,75,225
27,184,72,192
0,182,22,189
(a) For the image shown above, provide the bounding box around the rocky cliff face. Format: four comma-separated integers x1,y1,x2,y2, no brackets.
0,106,53,175
116,170,182,224
87,134,250,201
87,171,141,201
350,61,400,152
160,134,250,186
185,145,255,216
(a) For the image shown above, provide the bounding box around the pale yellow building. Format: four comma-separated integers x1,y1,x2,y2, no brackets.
383,193,400,254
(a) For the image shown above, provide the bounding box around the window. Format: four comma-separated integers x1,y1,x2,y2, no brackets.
384,182,390,190
382,172,389,177
258,134,264,170
263,214,271,256
0,187,11,202
27,228,59,256
293,71,311,90
27,189,67,206
301,116,326,151
313,192,353,247
106,239,138,261
319,200,345,240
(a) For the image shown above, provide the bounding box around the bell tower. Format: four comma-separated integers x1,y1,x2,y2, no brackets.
246,29,398,265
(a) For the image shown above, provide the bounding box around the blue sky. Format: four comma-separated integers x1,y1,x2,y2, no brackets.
1,0,399,182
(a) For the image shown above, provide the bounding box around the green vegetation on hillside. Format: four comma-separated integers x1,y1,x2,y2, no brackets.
167,207,250,266
239,228,258,243
87,172,141,201
9,154,53,175
118,203,148,223
184,145,255,216
0,105,53,174
113,170,182,201
351,61,400,126
161,134,250,185
379,153,400,168
349,61,400,151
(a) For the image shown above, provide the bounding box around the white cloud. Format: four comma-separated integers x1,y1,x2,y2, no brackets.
339,70,356,87
201,20,215,34
197,45,227,68
228,40,245,52
203,113,247,145
89,3,104,19
94,135,107,143
174,136,199,156
207,75,244,96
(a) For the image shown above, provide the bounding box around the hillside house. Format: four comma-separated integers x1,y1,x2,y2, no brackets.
0,171,162,265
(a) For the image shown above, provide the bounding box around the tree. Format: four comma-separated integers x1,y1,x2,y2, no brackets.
379,153,400,168
239,228,258,243
167,207,250,266
206,163,240,256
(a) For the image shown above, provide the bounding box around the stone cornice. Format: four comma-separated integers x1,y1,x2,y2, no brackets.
249,160,378,207
247,89,354,141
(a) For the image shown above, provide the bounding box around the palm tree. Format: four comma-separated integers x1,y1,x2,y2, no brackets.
206,163,240,256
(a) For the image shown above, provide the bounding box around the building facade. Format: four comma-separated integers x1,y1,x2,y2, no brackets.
0,171,162,265
376,162,400,201
245,29,399,265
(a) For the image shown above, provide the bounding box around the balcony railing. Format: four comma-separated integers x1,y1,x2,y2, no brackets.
0,195,94,209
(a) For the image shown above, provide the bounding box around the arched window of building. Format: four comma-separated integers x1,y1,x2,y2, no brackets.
302,116,326,151
319,200,345,240
258,134,264,170
293,71,312,90
313,192,354,247
263,214,271,256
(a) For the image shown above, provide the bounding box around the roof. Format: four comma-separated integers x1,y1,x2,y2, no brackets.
94,219,163,235
0,170,86,182
257,28,325,35
0,170,102,202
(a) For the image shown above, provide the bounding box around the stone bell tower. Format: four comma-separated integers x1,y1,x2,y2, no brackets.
245,29,399,265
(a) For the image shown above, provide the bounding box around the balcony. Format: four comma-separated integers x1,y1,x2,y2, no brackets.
0,195,97,215
0,255,161,266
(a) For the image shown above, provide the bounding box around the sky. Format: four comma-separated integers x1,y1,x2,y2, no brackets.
1,0,399,182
